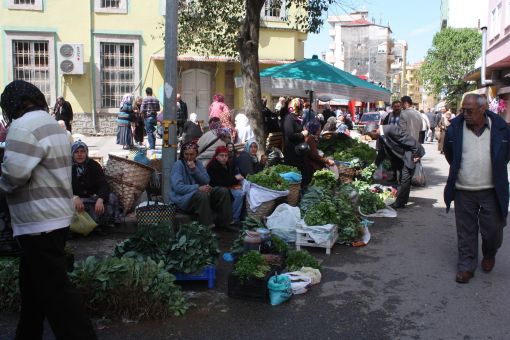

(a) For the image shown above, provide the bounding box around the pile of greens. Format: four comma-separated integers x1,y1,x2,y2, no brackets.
300,186,327,214
332,141,376,165
233,251,270,284
269,164,300,174
0,258,19,311
286,250,321,272
333,190,363,242
359,163,378,183
114,222,219,274
304,200,340,226
247,167,289,191
70,256,188,319
311,169,337,191
317,133,353,156
352,180,386,214
230,217,266,257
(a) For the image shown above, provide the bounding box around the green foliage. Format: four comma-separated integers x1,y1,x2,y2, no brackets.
317,133,354,156
311,169,337,191
269,164,300,175
300,186,327,215
70,256,188,319
359,163,377,183
0,258,20,311
333,189,362,242
233,251,270,284
420,27,481,105
286,250,321,272
304,200,340,226
115,222,219,274
230,217,266,257
353,180,386,214
332,142,376,165
270,234,289,256
247,166,290,190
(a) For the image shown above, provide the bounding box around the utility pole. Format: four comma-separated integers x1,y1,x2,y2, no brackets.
162,0,178,203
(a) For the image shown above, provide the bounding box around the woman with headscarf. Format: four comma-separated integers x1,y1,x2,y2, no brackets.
116,93,134,149
208,93,235,141
169,142,232,228
72,140,123,228
197,117,230,167
322,116,338,135
181,112,203,144
303,119,335,186
437,110,453,154
132,96,145,145
235,113,254,144
283,98,307,168
237,140,266,177
207,146,245,225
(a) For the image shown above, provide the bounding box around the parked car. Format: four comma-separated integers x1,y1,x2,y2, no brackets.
358,112,381,134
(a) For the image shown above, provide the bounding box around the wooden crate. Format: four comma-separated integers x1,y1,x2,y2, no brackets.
266,132,284,150
295,226,338,255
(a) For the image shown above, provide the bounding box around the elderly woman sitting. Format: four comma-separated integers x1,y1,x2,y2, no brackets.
169,142,232,228
237,140,266,177
197,117,230,167
207,146,245,225
72,141,123,228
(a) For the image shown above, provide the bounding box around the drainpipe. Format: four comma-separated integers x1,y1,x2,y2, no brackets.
480,26,493,86
89,0,97,132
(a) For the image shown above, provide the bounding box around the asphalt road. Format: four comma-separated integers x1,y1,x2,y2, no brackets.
1,141,509,339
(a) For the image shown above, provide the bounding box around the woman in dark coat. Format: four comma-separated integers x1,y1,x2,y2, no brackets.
303,120,335,186
206,146,244,224
283,98,307,168
72,141,123,227
236,140,266,177
181,112,203,144
116,93,134,149
132,96,145,145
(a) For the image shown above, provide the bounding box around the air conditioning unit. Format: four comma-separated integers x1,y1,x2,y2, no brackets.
58,43,84,75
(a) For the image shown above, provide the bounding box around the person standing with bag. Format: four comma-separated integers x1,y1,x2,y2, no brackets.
0,80,96,339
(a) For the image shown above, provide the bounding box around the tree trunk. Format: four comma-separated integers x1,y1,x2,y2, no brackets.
238,0,266,150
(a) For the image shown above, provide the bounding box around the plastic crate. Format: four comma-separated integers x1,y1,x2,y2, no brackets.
227,271,270,302
295,226,338,255
174,265,216,289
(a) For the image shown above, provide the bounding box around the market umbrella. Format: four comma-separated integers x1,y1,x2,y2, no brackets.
260,55,391,102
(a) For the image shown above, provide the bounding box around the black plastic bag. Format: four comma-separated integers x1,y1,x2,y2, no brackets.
266,147,284,166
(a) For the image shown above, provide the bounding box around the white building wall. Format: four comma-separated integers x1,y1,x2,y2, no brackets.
447,0,488,28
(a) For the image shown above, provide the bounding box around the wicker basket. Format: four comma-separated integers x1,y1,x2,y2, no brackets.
287,183,301,206
246,198,276,221
149,158,162,172
337,164,357,184
104,154,154,213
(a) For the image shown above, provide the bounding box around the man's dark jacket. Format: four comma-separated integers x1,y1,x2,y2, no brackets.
177,99,188,123
443,110,510,218
377,124,425,169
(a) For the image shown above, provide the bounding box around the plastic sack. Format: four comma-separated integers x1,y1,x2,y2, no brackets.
266,203,301,242
298,267,322,285
70,211,98,236
280,172,302,183
373,164,384,181
267,274,292,306
411,161,426,187
266,147,284,166
283,272,313,294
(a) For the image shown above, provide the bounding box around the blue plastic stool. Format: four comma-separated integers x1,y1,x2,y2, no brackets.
174,265,216,289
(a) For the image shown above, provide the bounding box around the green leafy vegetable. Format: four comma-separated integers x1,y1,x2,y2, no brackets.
286,250,321,272
269,164,300,174
233,251,270,284
247,167,289,191
311,169,337,191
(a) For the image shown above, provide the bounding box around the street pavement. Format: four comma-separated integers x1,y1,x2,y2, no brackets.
1,140,510,339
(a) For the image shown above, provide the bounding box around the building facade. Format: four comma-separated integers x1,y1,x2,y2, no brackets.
441,0,489,29
325,11,394,89
0,0,307,134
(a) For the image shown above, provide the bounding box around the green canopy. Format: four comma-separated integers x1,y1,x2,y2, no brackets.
260,56,391,102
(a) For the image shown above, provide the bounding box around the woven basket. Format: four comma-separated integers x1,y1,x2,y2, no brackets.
246,198,276,221
337,164,357,184
149,158,162,172
104,154,154,213
287,183,301,206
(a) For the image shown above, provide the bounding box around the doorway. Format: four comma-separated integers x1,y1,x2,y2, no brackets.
181,69,211,125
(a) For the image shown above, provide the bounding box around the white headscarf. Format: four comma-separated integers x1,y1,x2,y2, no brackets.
189,113,198,123
235,113,254,144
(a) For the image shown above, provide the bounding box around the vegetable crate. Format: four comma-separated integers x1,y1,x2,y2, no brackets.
295,227,338,255
227,271,270,302
174,265,216,289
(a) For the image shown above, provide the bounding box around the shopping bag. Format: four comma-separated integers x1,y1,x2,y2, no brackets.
70,211,98,236
411,161,426,187
267,274,292,306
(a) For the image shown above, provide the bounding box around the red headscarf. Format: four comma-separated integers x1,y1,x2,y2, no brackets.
207,146,229,168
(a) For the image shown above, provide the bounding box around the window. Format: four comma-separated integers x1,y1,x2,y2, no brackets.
8,0,42,11
262,0,286,20
5,32,56,105
491,8,497,38
94,0,127,13
94,35,140,111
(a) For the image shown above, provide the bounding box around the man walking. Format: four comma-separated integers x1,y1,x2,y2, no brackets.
444,93,510,284
141,87,161,149
426,108,437,142
53,96,73,132
0,80,96,339
176,93,188,137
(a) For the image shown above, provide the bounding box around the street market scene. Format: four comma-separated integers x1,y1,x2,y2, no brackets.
1,0,510,339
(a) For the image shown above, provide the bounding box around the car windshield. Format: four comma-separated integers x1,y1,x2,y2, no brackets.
360,113,380,122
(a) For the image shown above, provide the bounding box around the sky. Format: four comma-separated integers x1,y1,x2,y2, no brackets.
304,0,442,64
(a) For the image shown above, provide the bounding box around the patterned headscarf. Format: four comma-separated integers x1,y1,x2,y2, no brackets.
289,98,304,116
71,140,89,178
120,93,133,109
0,80,48,124
306,119,321,135
209,119,222,131
179,141,199,159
